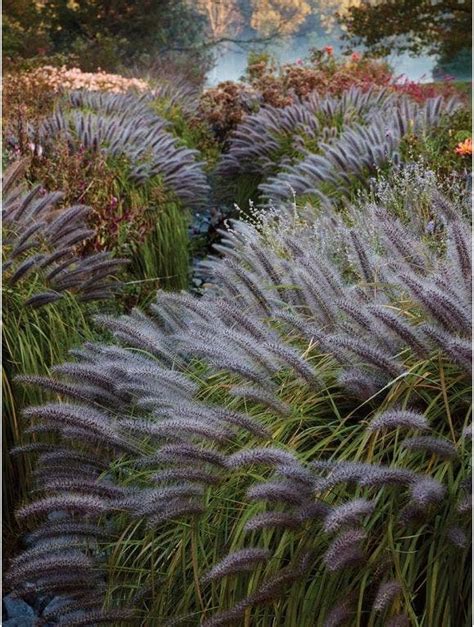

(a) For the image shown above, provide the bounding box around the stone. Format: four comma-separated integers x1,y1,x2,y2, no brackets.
42,595,70,619
3,619,36,626
3,596,35,620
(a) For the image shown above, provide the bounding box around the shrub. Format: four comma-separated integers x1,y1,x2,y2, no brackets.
9,65,150,96
391,77,467,104
9,169,471,625
198,81,262,145
258,48,393,101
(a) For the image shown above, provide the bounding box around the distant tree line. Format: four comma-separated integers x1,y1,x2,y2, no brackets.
3,1,471,80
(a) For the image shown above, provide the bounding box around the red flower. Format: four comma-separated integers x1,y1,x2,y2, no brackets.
324,46,334,56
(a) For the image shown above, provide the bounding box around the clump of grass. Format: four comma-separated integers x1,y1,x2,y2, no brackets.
13,88,211,303
9,169,471,625
216,87,463,211
2,161,125,559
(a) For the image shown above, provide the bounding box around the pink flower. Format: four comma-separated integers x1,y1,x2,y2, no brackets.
324,46,334,56
351,52,361,62
296,58,303,66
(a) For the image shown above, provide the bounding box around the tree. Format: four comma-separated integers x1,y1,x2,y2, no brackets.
250,0,312,37
3,0,48,57
2,0,209,74
195,0,244,41
314,0,361,34
339,0,472,60
40,0,206,60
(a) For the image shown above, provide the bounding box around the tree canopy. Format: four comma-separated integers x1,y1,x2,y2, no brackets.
3,0,208,74
339,0,472,60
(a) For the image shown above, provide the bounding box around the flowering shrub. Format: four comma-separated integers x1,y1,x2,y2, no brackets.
392,76,465,104
280,47,393,99
12,65,150,94
198,80,261,143
199,51,394,142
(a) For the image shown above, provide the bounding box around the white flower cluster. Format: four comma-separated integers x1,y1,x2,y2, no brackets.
22,65,150,94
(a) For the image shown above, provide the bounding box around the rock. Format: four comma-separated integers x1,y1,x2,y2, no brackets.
33,593,52,614
3,596,35,620
42,596,70,620
3,619,36,626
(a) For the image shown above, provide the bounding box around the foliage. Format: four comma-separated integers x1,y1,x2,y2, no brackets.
198,81,262,145
34,90,210,208
400,108,473,180
2,66,150,157
3,160,127,307
8,167,471,625
150,85,221,172
2,21,472,626
392,77,468,105
339,0,472,65
2,0,50,59
8,65,150,95
259,95,461,204
216,82,462,209
2,0,210,76
252,48,393,101
3,71,60,139
250,0,312,36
